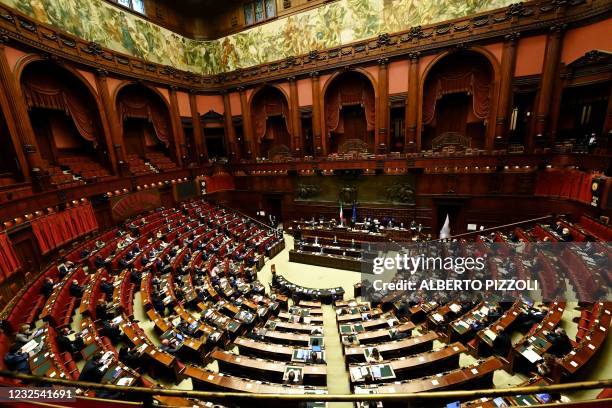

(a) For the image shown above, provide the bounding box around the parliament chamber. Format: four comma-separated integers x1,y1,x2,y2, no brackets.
0,0,610,407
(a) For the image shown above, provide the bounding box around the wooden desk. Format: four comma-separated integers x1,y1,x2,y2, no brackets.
184,364,328,396
354,322,414,345
345,332,438,363
212,350,327,385
354,357,503,402
349,342,466,384
264,330,311,346
266,319,324,334
235,336,296,361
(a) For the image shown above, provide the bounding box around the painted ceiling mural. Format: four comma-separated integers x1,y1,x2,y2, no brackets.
3,0,514,75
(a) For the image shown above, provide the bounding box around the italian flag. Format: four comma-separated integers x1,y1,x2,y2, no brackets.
339,201,344,225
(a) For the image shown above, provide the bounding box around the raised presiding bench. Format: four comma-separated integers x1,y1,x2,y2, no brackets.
274,275,345,304
289,249,367,272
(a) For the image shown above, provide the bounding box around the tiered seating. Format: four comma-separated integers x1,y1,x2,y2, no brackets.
145,152,178,171
57,155,113,182
126,154,153,175
45,161,83,188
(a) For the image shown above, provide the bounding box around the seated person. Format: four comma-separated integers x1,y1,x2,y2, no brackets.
342,334,359,346
40,277,55,298
285,368,302,384
561,228,573,242
518,305,548,332
78,353,105,383
99,277,114,300
95,240,105,249
99,320,123,344
152,294,167,316
160,338,180,355
486,306,502,325
4,344,30,373
491,325,512,357
96,299,112,320
310,351,321,363
546,327,573,357
130,268,142,285
14,324,34,347
69,279,84,298
119,346,140,369
367,347,383,363
389,328,409,340
57,327,85,355
94,256,106,269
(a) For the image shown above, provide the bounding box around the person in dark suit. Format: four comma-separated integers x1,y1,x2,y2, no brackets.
152,294,167,316
561,228,573,242
160,339,179,355
100,320,123,344
491,326,512,357
4,344,30,373
57,327,85,355
546,327,573,357
78,353,105,383
100,278,114,300
94,256,106,269
95,300,112,321
119,346,140,369
40,278,55,298
130,268,142,285
69,280,84,298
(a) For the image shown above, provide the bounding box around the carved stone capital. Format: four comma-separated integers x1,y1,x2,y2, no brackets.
96,68,109,77
504,32,521,43
407,52,420,61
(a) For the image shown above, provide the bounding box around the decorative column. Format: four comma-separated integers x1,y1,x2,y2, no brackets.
404,52,420,152
377,58,389,153
0,36,28,181
0,36,46,189
222,90,240,161
168,86,185,167
494,33,520,146
531,24,565,149
604,86,612,136
238,86,255,158
288,76,303,156
310,71,324,156
95,69,128,175
188,90,207,163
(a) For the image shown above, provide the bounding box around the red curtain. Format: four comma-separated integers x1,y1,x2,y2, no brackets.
252,90,291,142
0,233,21,280
422,59,491,125
325,75,375,135
119,93,171,147
534,170,606,205
22,72,98,143
31,204,98,254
